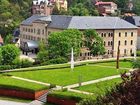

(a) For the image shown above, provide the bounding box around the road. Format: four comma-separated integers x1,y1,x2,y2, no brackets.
0,100,29,105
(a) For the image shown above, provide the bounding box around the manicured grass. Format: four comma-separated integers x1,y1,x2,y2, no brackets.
75,78,122,97
9,64,127,86
96,61,132,68
0,75,48,91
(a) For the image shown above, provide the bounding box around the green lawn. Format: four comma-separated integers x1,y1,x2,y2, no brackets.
9,63,128,86
0,75,48,91
96,61,132,68
75,78,122,97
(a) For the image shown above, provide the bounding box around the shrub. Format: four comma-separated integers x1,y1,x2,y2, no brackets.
47,57,68,64
12,58,33,68
1,44,20,65
37,50,48,63
0,65,17,70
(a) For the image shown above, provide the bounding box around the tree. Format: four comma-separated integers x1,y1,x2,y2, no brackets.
37,40,48,63
1,44,20,65
4,34,13,44
48,29,82,60
68,3,89,16
84,30,105,56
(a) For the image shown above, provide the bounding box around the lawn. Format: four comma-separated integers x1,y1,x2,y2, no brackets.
96,61,132,68
75,78,122,97
0,75,48,91
9,63,128,86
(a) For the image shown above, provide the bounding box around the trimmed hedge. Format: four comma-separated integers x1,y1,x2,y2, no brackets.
0,84,49,92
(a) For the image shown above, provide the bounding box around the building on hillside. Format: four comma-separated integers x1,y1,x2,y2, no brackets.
20,15,137,59
32,0,67,16
95,1,117,16
124,16,140,49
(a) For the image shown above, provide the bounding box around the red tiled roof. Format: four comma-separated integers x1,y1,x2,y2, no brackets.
95,2,114,5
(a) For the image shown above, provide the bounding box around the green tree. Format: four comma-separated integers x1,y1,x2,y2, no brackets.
48,29,82,60
68,3,89,16
4,34,13,44
1,44,20,65
84,30,105,56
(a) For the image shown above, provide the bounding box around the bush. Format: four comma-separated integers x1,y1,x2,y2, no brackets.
37,50,48,63
47,57,68,64
0,65,17,70
12,58,33,68
1,44,20,65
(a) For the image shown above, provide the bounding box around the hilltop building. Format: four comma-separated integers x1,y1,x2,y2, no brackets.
95,1,117,16
20,15,137,59
32,0,67,16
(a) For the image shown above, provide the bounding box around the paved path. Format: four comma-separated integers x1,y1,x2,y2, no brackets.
64,75,121,89
91,64,130,70
68,88,93,95
0,100,29,105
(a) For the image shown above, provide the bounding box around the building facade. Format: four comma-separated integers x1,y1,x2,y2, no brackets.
124,16,140,49
20,15,137,58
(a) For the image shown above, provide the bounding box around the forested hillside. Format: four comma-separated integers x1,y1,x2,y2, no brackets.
0,0,31,37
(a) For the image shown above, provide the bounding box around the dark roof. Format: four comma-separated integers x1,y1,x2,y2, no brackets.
21,15,51,25
124,16,140,27
68,16,137,29
48,15,72,29
13,28,20,37
21,15,137,29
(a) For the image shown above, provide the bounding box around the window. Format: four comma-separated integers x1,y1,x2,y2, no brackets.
111,41,113,46
124,49,127,54
130,49,132,54
34,28,36,33
104,41,106,46
131,32,133,37
101,33,104,37
119,32,121,37
37,29,40,35
104,33,106,37
42,29,44,35
131,40,133,45
108,50,110,54
125,32,127,37
108,41,110,46
118,41,121,46
28,28,30,32
31,29,33,33
111,33,113,37
125,40,127,45
108,33,111,37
